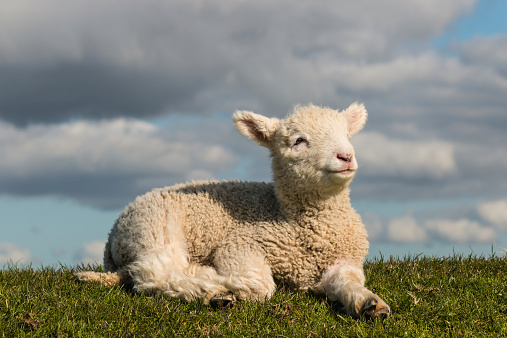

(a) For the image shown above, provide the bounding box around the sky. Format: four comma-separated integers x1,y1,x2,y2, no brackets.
1,0,507,267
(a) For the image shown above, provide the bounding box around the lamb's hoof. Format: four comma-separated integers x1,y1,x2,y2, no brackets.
360,297,390,320
209,292,236,309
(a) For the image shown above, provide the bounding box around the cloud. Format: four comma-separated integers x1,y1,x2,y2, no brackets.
477,200,507,231
0,242,32,265
354,132,456,179
334,53,463,94
1,0,506,208
351,130,507,201
0,0,476,125
0,118,239,209
74,241,105,265
460,35,507,74
425,219,496,244
362,213,384,242
387,215,428,243
0,109,503,210
372,211,497,244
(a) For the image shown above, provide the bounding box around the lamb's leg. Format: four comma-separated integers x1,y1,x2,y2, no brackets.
128,245,230,302
210,247,276,304
315,262,390,319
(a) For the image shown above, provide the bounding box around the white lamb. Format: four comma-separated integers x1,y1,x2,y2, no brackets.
75,103,390,319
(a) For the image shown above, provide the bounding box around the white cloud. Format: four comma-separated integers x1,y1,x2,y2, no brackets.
383,213,496,245
0,118,240,208
362,213,384,241
334,53,456,93
425,219,496,244
75,241,105,265
0,242,31,265
0,119,237,178
387,215,428,242
477,200,507,231
354,132,456,179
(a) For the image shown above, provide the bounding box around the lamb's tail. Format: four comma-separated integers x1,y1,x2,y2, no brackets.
73,269,130,286
73,235,129,286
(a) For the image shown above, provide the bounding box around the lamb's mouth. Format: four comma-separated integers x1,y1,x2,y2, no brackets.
328,169,356,176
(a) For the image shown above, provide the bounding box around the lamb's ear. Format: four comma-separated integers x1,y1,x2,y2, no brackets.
233,110,281,148
343,102,368,137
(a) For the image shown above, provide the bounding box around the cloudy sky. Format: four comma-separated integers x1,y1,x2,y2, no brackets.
1,0,507,267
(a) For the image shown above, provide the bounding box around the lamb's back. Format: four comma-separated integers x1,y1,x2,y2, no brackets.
168,180,282,263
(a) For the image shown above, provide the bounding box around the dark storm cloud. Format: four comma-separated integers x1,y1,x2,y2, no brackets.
0,62,207,125
0,0,476,125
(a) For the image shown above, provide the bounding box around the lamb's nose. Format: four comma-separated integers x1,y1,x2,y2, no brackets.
337,153,353,163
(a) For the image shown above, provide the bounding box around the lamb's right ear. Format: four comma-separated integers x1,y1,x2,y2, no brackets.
233,110,281,148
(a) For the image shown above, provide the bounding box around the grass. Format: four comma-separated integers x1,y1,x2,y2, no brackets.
1,255,506,337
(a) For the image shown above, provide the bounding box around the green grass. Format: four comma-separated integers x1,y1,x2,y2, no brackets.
1,255,506,337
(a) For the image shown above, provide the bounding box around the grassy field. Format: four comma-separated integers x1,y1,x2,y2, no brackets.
1,255,506,337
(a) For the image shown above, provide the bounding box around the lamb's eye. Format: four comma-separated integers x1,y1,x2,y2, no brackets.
294,137,306,146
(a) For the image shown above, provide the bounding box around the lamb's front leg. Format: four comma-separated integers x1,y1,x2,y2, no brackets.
315,262,390,319
210,245,276,306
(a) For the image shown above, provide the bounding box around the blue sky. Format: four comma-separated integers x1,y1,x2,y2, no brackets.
1,0,507,267
442,0,507,39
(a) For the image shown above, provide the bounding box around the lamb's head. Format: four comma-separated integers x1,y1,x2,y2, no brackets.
233,103,367,198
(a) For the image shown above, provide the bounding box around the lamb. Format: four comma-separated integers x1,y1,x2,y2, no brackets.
74,103,390,319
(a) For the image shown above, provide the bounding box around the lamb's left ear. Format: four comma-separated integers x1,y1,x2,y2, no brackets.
233,110,281,148
343,102,368,137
